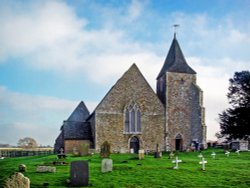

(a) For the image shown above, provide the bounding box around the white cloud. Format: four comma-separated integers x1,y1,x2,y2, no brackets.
0,86,97,145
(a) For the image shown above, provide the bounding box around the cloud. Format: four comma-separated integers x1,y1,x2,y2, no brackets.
0,86,97,145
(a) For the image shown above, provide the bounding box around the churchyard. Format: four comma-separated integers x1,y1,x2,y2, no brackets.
0,149,249,187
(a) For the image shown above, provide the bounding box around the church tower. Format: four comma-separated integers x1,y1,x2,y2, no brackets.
157,34,206,151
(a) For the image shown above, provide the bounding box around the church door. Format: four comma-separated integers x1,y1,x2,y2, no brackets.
130,136,140,153
175,134,182,151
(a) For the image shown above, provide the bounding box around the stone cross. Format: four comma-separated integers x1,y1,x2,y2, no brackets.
101,159,113,173
198,153,203,158
172,156,182,169
225,151,230,157
235,150,240,155
59,148,64,154
211,152,216,159
199,157,207,171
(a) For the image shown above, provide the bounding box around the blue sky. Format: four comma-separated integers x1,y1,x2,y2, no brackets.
0,0,249,146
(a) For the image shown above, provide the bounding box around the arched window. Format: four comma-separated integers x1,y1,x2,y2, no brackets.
124,103,141,133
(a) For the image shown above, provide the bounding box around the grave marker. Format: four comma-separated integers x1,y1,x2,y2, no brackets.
4,172,30,188
199,157,207,171
211,152,216,159
172,156,182,169
198,153,203,158
130,148,134,154
154,144,162,158
138,149,145,160
70,161,88,187
235,150,240,155
100,141,111,158
168,152,174,159
225,151,230,157
101,159,113,173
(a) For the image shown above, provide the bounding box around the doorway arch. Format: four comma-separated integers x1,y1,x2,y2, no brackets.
129,136,140,153
175,134,182,151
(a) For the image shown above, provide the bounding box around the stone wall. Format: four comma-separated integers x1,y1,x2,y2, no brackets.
94,64,165,152
64,140,90,154
164,72,206,150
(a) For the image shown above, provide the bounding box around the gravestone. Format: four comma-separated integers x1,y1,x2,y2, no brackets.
101,159,113,173
198,153,203,158
130,148,134,154
199,157,207,171
70,161,88,187
168,152,174,159
154,144,162,158
225,151,230,157
172,156,182,169
119,148,126,154
36,166,56,173
19,164,26,172
235,150,240,155
138,149,145,160
4,172,30,188
79,143,89,156
211,152,216,159
100,141,111,158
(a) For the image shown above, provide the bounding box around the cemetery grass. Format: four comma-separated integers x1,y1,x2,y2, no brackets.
0,149,250,188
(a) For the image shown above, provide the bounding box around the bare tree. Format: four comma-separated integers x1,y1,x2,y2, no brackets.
17,137,38,149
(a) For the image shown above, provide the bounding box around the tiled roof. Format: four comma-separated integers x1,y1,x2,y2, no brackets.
157,36,196,79
63,121,92,140
67,101,90,122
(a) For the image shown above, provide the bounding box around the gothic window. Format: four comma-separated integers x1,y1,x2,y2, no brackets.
124,103,141,134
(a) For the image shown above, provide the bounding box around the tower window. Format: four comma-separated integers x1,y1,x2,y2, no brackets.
124,103,141,134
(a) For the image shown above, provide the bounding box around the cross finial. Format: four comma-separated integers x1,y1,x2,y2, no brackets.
173,24,180,39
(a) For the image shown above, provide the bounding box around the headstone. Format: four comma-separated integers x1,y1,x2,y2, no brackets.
130,148,134,154
100,141,111,158
79,143,89,156
0,157,4,159
154,144,162,158
211,152,216,159
119,148,126,154
172,156,182,169
235,150,240,155
198,153,203,158
225,151,230,157
138,149,145,160
101,159,113,173
70,161,88,187
168,152,174,159
199,157,207,171
19,164,26,172
59,148,64,154
4,172,30,188
36,166,56,173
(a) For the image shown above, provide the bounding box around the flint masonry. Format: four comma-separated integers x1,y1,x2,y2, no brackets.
55,34,207,153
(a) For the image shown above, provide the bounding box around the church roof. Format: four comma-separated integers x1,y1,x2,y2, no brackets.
67,101,89,122
157,35,196,79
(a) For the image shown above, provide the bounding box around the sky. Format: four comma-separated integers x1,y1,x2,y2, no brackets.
0,0,249,146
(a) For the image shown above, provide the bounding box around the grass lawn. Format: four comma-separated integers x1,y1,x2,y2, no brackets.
0,149,249,187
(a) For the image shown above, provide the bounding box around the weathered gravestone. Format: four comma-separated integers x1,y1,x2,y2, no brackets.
19,164,27,172
101,159,113,173
225,151,230,157
36,166,56,173
138,149,145,160
130,148,134,154
70,161,88,187
154,144,162,158
235,149,240,155
199,157,207,171
100,141,111,158
4,172,30,188
79,143,90,156
198,153,203,158
168,152,174,159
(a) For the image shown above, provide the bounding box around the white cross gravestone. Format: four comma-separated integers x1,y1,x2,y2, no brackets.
225,151,230,157
199,157,207,171
198,153,203,158
172,156,182,169
211,152,216,159
235,150,240,155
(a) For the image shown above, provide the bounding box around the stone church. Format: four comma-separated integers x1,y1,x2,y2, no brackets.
54,34,207,154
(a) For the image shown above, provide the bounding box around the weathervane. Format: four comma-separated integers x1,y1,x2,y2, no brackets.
173,24,180,38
